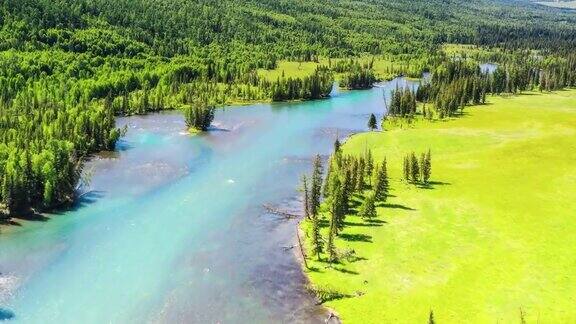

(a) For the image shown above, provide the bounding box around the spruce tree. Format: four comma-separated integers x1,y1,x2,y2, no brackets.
374,159,389,201
403,155,411,182
342,169,352,216
423,149,432,184
301,175,310,219
350,158,359,192
368,113,377,130
322,159,333,198
358,192,377,219
428,310,435,324
365,149,374,182
329,176,347,234
310,155,323,217
419,152,426,182
311,211,323,261
410,152,420,183
326,211,338,264
356,157,366,192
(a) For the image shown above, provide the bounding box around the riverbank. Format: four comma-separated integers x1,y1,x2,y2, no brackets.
299,89,576,322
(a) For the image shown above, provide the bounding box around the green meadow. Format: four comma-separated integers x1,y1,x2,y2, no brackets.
257,56,424,82
302,90,576,323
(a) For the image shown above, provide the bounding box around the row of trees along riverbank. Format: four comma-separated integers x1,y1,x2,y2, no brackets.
301,141,433,267
386,54,576,120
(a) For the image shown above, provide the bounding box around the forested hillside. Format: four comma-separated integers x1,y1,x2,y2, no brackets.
1,0,575,216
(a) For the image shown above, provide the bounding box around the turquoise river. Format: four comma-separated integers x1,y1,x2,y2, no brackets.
0,77,419,323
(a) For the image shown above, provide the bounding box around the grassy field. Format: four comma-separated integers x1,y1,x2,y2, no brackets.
301,90,576,323
257,56,424,82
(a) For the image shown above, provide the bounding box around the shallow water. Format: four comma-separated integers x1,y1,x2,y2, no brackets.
0,78,419,323
480,62,498,74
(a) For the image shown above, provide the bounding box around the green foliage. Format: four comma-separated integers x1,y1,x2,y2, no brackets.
368,114,377,131
327,209,339,263
1,0,575,216
339,60,377,90
358,192,377,219
423,150,432,184
184,101,215,131
417,57,576,119
305,283,347,304
271,67,333,101
373,159,389,202
310,154,323,218
388,87,417,117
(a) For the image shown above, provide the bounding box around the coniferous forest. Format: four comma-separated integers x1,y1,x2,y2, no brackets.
1,0,576,216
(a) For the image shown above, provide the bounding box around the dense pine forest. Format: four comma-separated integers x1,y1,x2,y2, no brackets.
1,0,576,216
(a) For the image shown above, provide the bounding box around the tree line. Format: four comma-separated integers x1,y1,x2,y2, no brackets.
1,0,575,218
302,141,390,263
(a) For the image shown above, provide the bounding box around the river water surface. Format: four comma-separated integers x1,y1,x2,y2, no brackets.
0,77,419,323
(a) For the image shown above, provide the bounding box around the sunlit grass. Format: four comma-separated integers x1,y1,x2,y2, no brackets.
302,89,576,323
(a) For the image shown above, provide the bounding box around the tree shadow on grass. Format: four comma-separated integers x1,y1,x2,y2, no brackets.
365,219,386,225
379,202,416,211
344,220,384,227
347,255,367,263
318,218,330,229
418,181,451,190
305,266,322,273
333,267,359,275
339,233,373,243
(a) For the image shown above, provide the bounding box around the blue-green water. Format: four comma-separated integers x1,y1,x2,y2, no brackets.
0,78,419,323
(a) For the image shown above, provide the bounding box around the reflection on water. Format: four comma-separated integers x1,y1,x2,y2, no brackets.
0,78,419,323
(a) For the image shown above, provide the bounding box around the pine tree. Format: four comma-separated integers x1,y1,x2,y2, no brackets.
373,159,389,201
311,211,323,261
310,155,323,217
419,152,426,182
334,138,342,154
301,175,311,219
358,192,377,219
356,157,366,192
329,176,347,233
423,149,432,184
368,113,377,130
326,210,338,264
350,158,359,192
365,149,374,182
403,156,411,182
341,168,352,216
410,152,420,183
428,310,435,324
322,159,333,198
